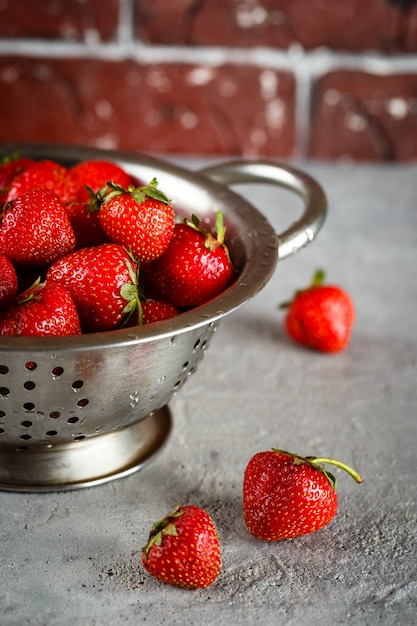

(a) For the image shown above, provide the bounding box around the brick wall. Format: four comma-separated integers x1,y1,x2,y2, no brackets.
1,0,417,161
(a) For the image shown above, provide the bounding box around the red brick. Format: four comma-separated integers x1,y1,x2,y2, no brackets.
134,0,417,53
0,57,296,157
0,0,120,41
308,70,417,160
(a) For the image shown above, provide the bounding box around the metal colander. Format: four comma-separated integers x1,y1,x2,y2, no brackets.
0,143,327,491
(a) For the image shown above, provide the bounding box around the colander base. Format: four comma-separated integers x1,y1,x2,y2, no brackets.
0,406,172,492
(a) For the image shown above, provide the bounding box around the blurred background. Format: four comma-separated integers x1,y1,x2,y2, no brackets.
0,0,417,161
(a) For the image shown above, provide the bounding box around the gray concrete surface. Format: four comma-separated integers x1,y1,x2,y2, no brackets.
1,160,416,625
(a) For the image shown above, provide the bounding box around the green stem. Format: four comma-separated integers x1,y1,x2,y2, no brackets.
310,457,363,483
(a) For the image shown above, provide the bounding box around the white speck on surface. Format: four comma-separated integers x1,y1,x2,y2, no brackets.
386,97,408,120
94,134,119,149
324,88,341,107
146,68,172,93
270,9,286,25
218,78,238,98
265,98,285,130
83,27,100,45
180,111,199,130
259,69,278,100
345,112,367,132
186,66,217,86
1,64,19,83
236,4,268,28
95,100,113,121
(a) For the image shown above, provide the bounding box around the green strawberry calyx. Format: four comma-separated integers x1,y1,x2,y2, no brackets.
98,177,171,207
279,268,326,309
183,210,232,264
1,150,20,166
83,185,102,213
142,506,184,556
119,256,143,326
16,277,43,305
272,448,363,491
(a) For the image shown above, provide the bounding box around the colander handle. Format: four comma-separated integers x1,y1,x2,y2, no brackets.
198,160,327,261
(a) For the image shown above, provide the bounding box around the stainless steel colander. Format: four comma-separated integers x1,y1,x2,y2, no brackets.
0,143,327,491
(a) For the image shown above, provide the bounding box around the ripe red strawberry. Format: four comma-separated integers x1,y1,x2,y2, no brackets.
5,159,78,204
0,253,18,309
282,269,355,353
142,212,235,308
243,449,362,541
142,299,178,325
97,178,175,262
66,191,109,250
0,188,76,267
46,243,139,332
70,159,133,202
142,504,221,589
0,280,81,336
0,154,35,205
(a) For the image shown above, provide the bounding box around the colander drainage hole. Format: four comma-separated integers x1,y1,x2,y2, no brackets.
24,381,36,390
52,366,64,377
0,365,9,374
21,420,32,428
25,361,37,371
72,380,84,390
193,339,207,352
0,387,9,397
23,402,35,411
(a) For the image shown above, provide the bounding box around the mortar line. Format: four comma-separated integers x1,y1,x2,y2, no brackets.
0,39,416,76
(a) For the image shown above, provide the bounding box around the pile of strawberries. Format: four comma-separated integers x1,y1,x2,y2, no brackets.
0,154,235,336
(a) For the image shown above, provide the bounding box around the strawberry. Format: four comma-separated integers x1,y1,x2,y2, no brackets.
70,159,133,202
281,269,355,353
0,280,81,336
0,153,35,205
66,194,109,250
46,243,139,332
0,253,18,309
0,188,76,267
5,159,78,204
142,300,178,324
141,299,178,325
97,178,175,262
142,504,221,589
142,212,235,308
243,449,362,541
